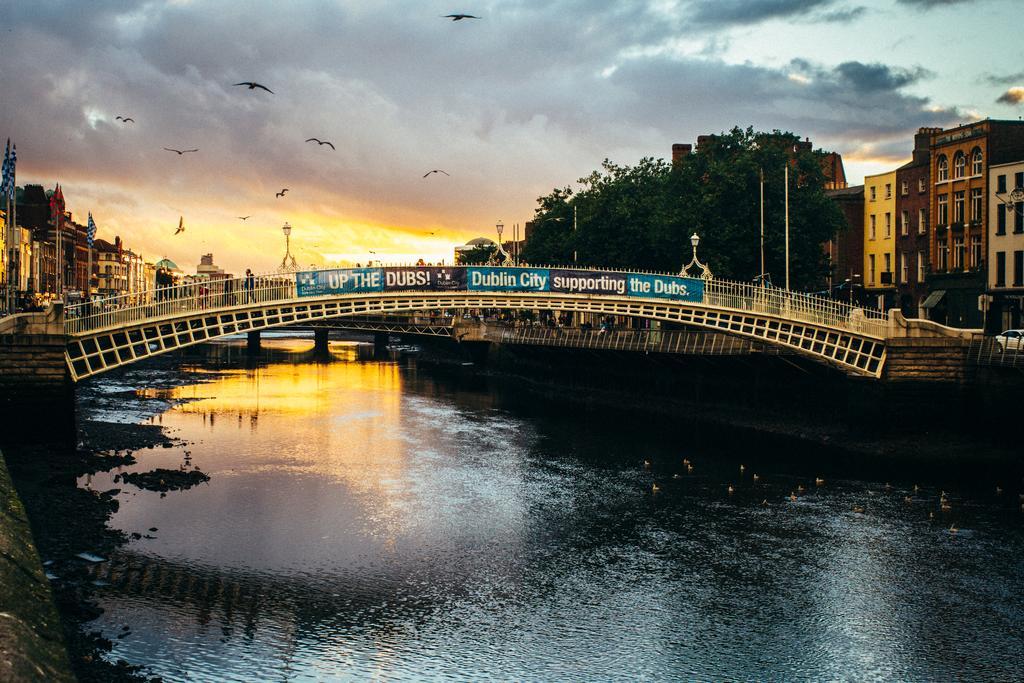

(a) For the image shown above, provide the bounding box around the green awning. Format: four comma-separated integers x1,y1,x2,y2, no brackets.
920,290,946,309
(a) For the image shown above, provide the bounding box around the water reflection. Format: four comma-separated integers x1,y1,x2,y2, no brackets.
80,341,1024,682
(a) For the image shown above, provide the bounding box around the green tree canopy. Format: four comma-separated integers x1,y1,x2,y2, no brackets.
520,127,845,290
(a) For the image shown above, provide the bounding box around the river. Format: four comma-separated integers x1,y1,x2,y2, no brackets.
70,335,1023,681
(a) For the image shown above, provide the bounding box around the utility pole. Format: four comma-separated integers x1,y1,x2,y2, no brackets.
759,168,765,282
573,204,578,264
785,164,790,290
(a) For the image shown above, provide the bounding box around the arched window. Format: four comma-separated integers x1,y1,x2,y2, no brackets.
953,152,966,178
971,147,983,175
937,155,948,181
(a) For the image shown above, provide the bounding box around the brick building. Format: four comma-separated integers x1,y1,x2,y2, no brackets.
988,160,1024,329
926,119,1024,328
894,128,934,317
824,185,864,299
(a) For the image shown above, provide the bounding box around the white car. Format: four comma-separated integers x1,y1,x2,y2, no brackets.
994,329,1024,352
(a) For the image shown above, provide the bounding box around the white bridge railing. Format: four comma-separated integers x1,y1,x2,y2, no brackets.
63,267,889,338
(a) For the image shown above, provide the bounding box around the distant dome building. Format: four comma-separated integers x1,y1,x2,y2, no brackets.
154,258,181,273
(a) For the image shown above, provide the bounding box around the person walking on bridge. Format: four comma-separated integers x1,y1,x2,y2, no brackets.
244,269,255,304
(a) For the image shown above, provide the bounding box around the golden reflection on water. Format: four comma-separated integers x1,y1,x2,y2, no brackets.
134,341,420,541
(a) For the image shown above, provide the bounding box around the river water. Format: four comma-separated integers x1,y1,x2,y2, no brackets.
75,336,1023,682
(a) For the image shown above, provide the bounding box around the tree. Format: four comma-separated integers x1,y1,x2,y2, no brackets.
522,127,846,290
456,244,496,265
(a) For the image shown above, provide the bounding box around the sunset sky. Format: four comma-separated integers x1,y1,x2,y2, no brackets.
1,0,1021,275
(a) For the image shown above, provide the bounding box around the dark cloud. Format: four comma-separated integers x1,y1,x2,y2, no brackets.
689,0,844,26
986,71,1024,86
895,0,975,6
834,61,932,92
607,56,959,143
996,88,1024,105
816,6,867,22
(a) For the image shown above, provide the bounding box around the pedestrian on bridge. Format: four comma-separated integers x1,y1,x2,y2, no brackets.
244,269,255,304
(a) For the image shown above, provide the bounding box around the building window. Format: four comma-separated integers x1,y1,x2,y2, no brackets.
937,194,948,225
971,235,982,268
937,155,948,181
870,186,876,201
885,183,892,199
953,152,966,178
997,174,1007,193
953,191,965,223
918,178,927,193
901,181,908,196
953,236,965,269
900,253,908,284
918,208,927,234
996,251,1006,287
917,251,926,282
970,188,982,223
998,204,1007,235
884,253,892,281
937,242,948,272
1016,251,1024,287
901,210,909,236
869,254,876,285
885,213,891,238
869,215,876,239
1017,172,1024,191
1016,202,1024,234
971,148,983,175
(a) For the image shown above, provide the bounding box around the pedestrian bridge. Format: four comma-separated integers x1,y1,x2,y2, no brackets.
61,265,892,381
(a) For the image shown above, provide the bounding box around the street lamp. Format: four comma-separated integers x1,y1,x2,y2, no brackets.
279,222,298,272
680,232,713,280
488,220,513,266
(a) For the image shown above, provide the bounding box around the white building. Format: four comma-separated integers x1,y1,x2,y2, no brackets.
988,160,1024,329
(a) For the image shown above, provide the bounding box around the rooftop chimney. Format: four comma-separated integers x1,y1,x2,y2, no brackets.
672,143,692,165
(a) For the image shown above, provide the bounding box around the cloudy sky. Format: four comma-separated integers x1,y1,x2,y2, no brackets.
1,0,1021,274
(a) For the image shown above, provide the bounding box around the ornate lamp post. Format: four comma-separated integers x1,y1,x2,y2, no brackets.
279,222,298,272
680,232,713,280
487,219,514,266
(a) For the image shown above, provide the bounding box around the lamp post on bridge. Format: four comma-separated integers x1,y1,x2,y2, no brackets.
679,232,713,280
279,222,298,273
487,219,514,266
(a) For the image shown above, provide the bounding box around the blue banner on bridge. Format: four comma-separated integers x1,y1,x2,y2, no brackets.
466,267,549,292
296,268,384,296
626,273,703,302
295,266,704,303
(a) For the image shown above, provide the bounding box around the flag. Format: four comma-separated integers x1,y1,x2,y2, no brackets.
8,144,16,199
87,212,97,248
0,139,9,198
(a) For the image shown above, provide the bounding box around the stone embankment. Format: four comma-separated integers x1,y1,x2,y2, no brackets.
0,451,74,682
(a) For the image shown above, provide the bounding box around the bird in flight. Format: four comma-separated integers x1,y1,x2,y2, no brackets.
115,116,135,123
275,188,289,198
305,138,336,150
237,216,251,221
443,14,479,21
164,147,198,155
234,81,274,93
174,217,184,235
369,250,376,254
423,169,450,178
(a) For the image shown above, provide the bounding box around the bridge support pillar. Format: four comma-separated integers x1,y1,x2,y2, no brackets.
373,332,389,357
246,330,261,356
314,328,330,355
0,307,75,448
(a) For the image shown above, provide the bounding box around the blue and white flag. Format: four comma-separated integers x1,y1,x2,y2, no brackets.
0,139,9,198
8,144,16,199
87,212,97,248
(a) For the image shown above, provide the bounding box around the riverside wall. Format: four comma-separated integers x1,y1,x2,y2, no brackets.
0,308,75,444
0,450,74,682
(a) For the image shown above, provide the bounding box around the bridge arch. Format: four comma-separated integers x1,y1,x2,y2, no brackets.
66,290,886,381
